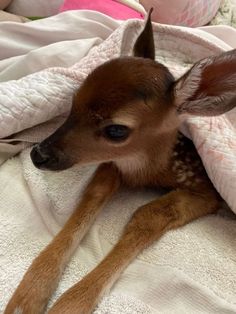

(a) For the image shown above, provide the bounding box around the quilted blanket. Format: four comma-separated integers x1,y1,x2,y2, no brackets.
0,10,236,314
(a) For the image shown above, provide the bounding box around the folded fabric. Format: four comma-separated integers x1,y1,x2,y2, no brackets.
5,0,223,26
59,0,221,26
0,10,29,22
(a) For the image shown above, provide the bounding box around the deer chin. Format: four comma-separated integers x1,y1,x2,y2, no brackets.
115,153,147,177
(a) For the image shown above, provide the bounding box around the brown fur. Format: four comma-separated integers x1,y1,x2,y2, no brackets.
5,10,236,314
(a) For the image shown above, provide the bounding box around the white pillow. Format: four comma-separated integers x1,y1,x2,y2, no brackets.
7,0,63,17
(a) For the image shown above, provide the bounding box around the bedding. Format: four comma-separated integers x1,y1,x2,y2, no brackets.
59,0,145,20
0,10,236,314
5,0,224,26
7,0,63,17
210,0,236,27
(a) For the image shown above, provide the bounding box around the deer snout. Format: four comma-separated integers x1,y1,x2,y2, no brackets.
31,145,57,169
30,144,73,171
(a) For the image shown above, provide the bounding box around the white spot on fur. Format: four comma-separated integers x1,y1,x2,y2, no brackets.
172,146,202,187
176,175,187,183
14,308,23,314
185,181,192,186
187,171,194,177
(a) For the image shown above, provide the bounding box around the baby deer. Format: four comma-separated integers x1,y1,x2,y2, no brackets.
5,11,236,314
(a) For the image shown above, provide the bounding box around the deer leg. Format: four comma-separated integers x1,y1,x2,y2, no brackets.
48,188,219,314
4,163,120,314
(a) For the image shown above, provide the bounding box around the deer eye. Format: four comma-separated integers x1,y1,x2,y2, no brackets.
103,124,130,142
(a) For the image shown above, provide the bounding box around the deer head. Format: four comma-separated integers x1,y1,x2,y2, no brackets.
31,10,236,174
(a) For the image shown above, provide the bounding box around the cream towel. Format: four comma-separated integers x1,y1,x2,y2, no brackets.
0,11,236,313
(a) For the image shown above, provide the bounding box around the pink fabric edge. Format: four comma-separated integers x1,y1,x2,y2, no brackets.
59,0,144,20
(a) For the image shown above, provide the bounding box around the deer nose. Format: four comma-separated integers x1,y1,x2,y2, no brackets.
30,145,54,169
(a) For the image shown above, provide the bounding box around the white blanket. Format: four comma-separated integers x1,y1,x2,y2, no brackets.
0,11,236,313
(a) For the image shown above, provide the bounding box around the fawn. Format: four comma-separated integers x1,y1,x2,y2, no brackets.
5,10,236,314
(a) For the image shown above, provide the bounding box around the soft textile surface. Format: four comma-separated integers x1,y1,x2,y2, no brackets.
0,11,236,313
210,0,236,27
59,0,145,19
140,0,221,26
6,0,222,26
7,0,64,17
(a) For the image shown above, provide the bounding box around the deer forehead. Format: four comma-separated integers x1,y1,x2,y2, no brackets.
72,59,176,129
79,57,173,102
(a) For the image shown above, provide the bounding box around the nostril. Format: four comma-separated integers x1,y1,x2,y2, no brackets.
31,146,51,167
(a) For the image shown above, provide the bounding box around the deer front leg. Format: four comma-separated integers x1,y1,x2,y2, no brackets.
48,188,219,314
4,163,120,314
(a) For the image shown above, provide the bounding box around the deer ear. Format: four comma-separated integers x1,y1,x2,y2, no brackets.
174,49,236,116
133,8,155,60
